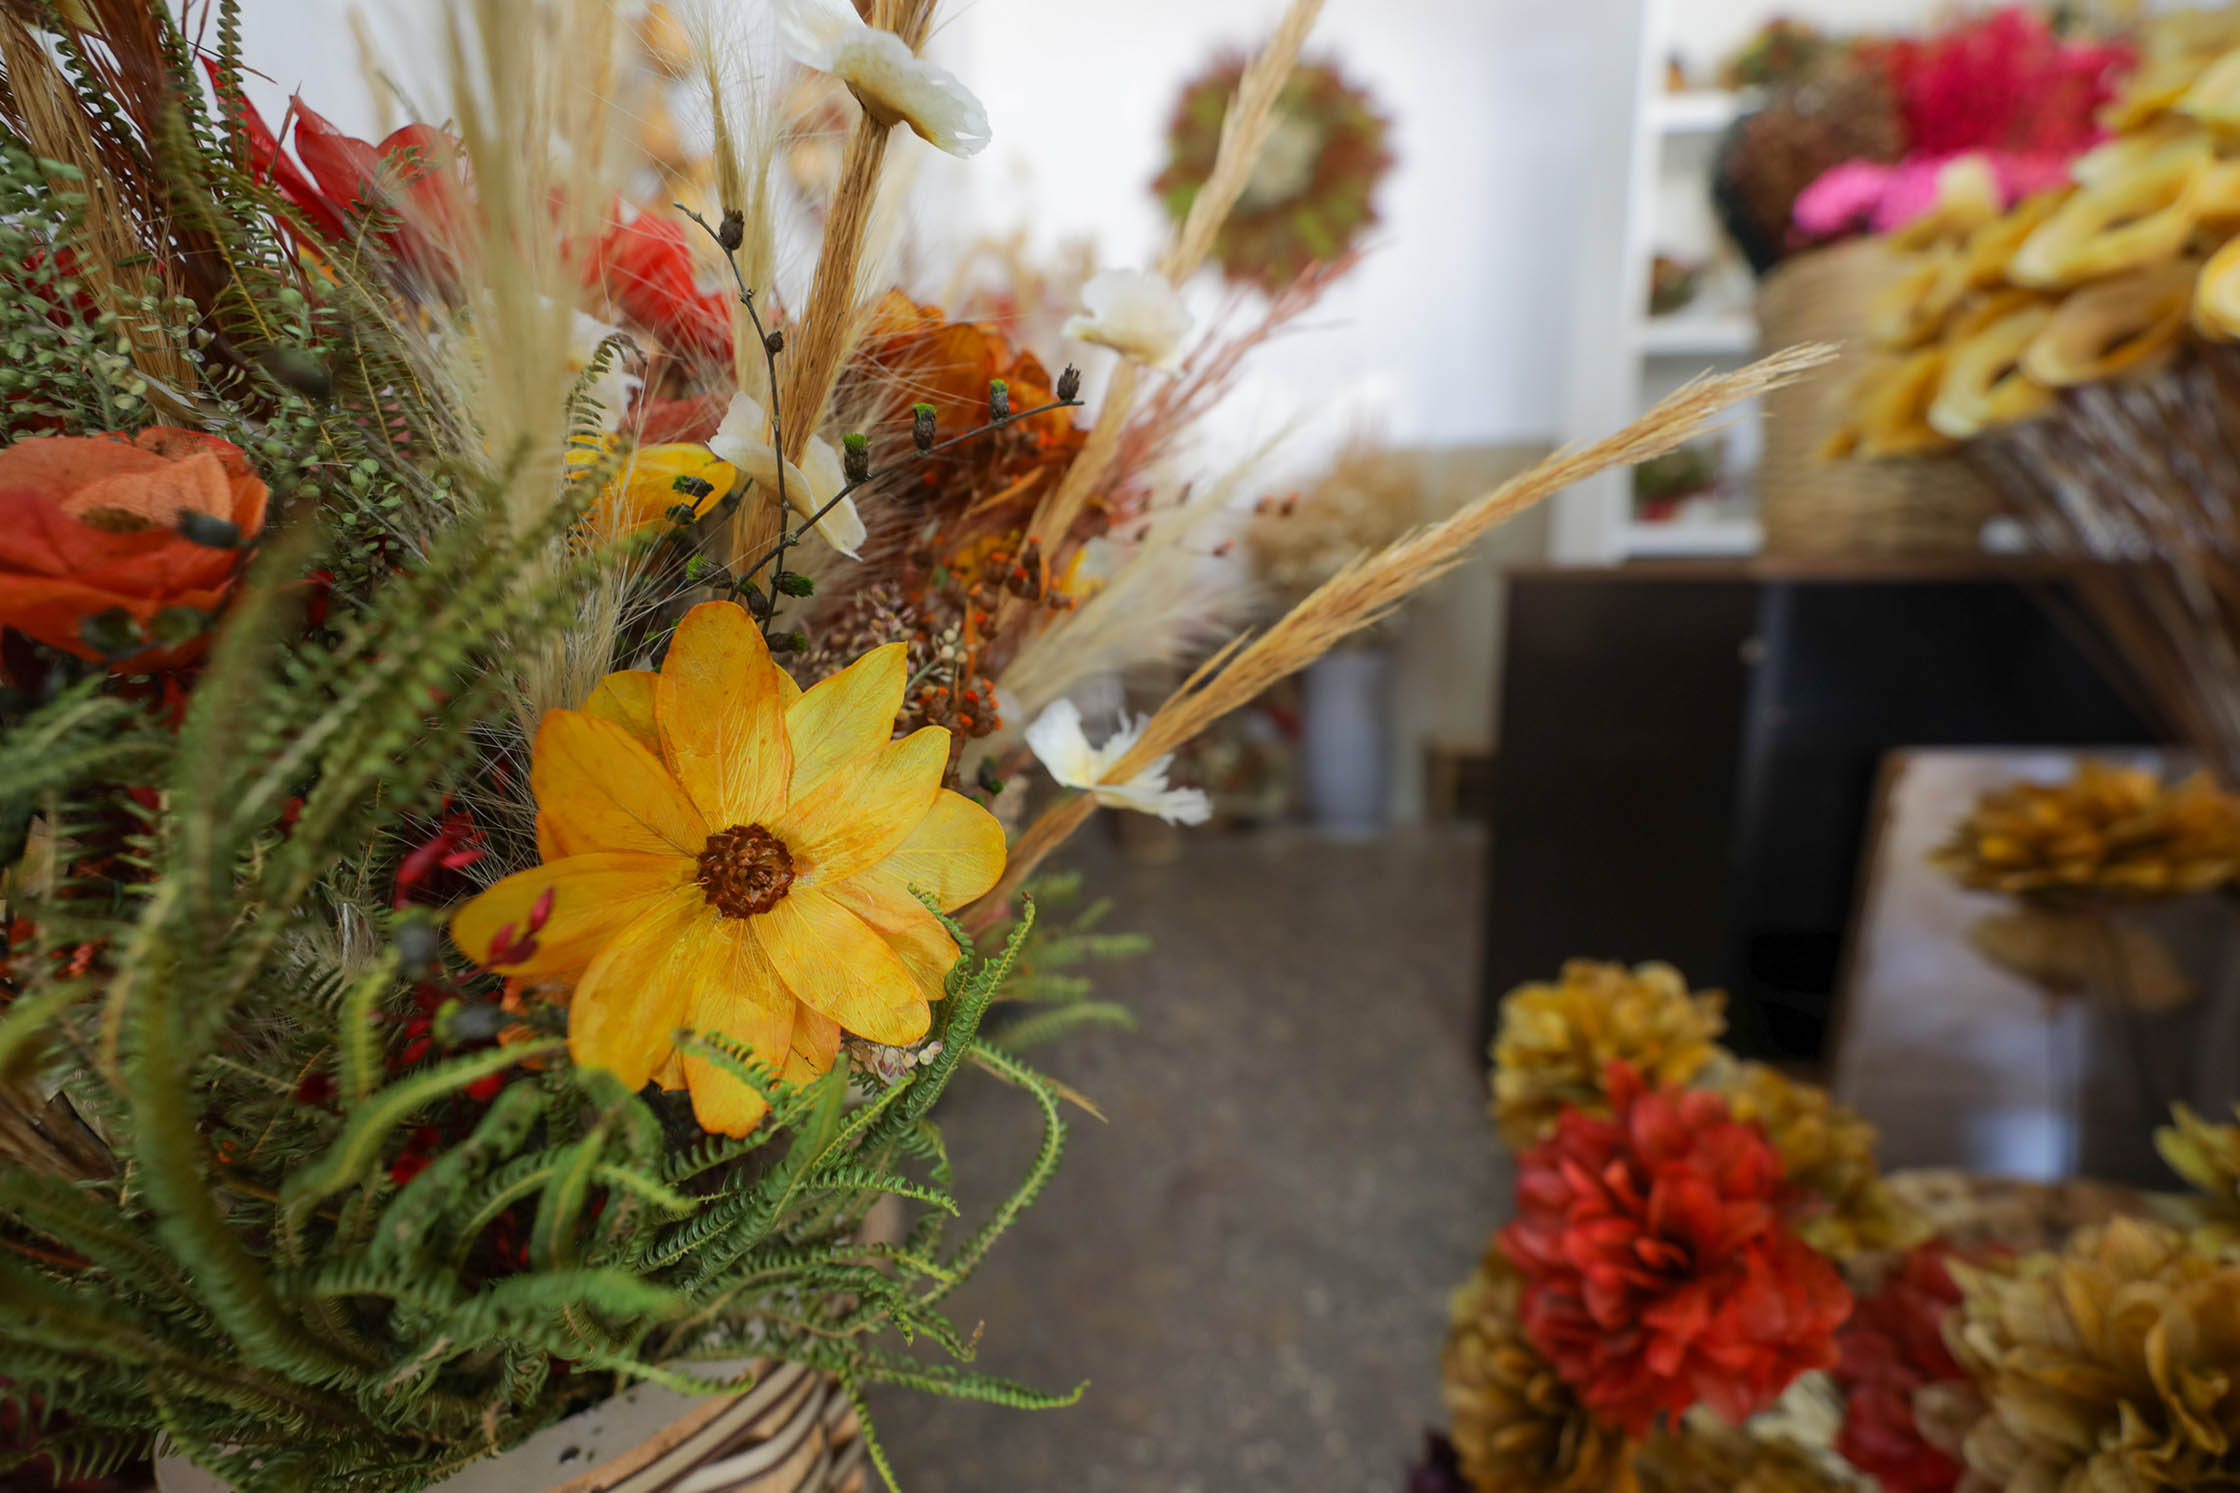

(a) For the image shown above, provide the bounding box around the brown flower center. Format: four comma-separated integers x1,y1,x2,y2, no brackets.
696,824,794,918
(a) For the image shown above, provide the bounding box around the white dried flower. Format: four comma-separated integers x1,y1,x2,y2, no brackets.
1025,699,1211,825
775,0,990,159
1062,268,1192,372
706,391,866,557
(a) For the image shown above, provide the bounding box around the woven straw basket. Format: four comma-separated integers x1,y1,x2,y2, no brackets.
1756,238,2001,557
151,1362,868,1493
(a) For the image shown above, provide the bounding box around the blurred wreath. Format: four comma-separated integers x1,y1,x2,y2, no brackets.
1153,52,1393,290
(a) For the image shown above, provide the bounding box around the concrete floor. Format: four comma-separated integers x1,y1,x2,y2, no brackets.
875,826,1507,1493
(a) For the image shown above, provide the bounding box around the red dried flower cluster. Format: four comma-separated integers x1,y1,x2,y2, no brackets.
1498,1062,1853,1437
1832,1243,1971,1493
1877,6,2132,160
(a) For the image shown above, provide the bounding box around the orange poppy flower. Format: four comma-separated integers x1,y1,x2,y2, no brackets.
450,600,1006,1135
0,428,269,671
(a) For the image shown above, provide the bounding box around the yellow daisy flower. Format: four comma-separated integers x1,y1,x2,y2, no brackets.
451,600,1006,1135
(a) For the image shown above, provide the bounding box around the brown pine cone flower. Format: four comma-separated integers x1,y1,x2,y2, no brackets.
1942,1216,2240,1491
1932,761,2240,900
1720,1061,1926,1255
1440,1243,1636,1493
1489,960,1725,1149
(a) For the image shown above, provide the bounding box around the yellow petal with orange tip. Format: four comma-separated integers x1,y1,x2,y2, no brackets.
790,1005,842,1071
758,887,931,1046
1855,348,1959,459
566,887,711,1090
2179,45,2240,130
780,726,948,888
534,709,708,857
2023,261,2195,388
653,1049,687,1090
584,669,660,753
785,640,907,800
450,852,697,977
892,918,965,999
679,920,798,1137
656,601,795,828
830,788,1006,920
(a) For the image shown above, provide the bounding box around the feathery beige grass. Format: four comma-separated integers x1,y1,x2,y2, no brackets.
979,344,1837,912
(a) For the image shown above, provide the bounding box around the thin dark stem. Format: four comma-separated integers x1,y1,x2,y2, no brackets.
672,202,1082,636
734,398,1083,587
675,202,795,634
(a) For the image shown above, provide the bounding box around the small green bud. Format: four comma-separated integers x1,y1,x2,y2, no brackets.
913,402,937,452
987,378,1010,422
776,572,816,597
841,431,870,483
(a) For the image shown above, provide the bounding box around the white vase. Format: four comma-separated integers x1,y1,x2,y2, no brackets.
1300,646,1391,839
153,1360,859,1493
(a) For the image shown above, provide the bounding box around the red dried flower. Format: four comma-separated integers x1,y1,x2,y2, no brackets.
588,212,731,371
210,68,468,287
1832,1243,1972,1493
1498,1061,1852,1437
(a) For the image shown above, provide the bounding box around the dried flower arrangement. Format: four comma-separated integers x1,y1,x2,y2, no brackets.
1930,760,2240,1014
1428,956,2240,1493
1714,7,2132,275
0,1,1821,1488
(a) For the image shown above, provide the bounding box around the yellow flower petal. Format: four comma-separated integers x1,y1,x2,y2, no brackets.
566,887,711,1089
780,726,947,888
680,920,798,1137
790,1005,841,1072
653,1050,687,1090
785,641,906,800
450,853,697,977
534,709,709,857
535,814,563,864
832,788,1006,919
656,601,795,828
759,887,931,1045
862,895,964,998
584,669,660,753
599,444,735,534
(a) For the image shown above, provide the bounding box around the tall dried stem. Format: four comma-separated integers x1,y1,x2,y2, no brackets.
1024,0,1323,561
978,345,1838,912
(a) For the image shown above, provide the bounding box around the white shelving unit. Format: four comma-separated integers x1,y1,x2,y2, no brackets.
1552,0,1762,564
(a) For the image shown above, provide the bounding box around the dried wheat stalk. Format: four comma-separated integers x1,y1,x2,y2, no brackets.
978,344,1839,911
1024,0,1324,559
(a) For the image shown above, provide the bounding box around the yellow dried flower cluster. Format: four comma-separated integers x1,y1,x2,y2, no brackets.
1944,1217,2240,1491
1718,1062,1926,1255
2157,1102,2240,1249
1635,1415,1852,1493
1932,761,2240,900
1489,959,1726,1148
1440,1245,1635,1493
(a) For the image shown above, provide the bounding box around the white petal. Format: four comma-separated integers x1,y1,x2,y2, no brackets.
1094,779,1213,826
1063,269,1190,371
796,436,864,557
773,0,864,73
1024,700,1099,790
834,33,990,158
707,391,772,466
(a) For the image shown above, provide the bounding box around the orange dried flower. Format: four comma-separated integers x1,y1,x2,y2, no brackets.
0,428,268,671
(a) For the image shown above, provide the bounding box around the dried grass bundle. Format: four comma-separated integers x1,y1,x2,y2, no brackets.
980,344,1837,908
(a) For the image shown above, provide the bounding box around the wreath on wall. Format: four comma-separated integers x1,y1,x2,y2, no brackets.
1152,52,1394,291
